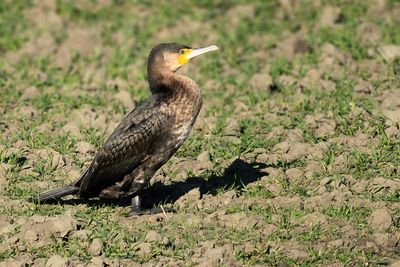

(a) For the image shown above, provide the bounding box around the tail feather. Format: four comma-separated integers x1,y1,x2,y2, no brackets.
29,186,80,203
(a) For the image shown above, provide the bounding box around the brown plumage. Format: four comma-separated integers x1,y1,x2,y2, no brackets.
31,43,218,214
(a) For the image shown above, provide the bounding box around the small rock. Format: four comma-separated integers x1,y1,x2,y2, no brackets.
279,0,298,15
51,153,66,170
161,236,170,246
107,77,128,90
3,147,19,158
328,153,350,174
224,118,241,139
382,110,400,123
89,238,103,256
203,244,234,265
63,168,81,184
275,34,309,58
49,214,78,237
305,115,337,137
368,208,393,232
19,106,38,118
13,140,27,149
354,79,373,94
262,167,285,179
55,29,100,67
304,161,325,178
0,221,15,234
276,74,296,87
285,128,304,142
249,73,273,91
76,141,95,154
379,45,400,62
186,215,202,227
0,163,11,186
285,142,314,162
257,153,280,165
62,122,81,138
45,255,68,267
175,188,201,209
0,259,25,267
272,196,303,210
262,224,278,236
87,256,105,267
265,183,281,195
71,230,89,241
380,89,400,110
30,215,46,224
197,151,210,162
218,212,259,229
384,124,400,138
227,5,255,27
145,230,161,243
373,233,397,248
222,190,237,202
21,86,39,100
186,188,201,200
357,22,381,44
23,229,39,243
175,171,188,181
32,258,47,267
327,239,345,248
114,90,134,110
136,242,151,257
319,6,341,27
83,67,105,88
285,168,304,181
302,212,329,226
287,249,309,261
390,260,400,267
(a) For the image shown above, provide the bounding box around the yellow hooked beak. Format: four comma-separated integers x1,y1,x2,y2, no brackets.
178,45,219,65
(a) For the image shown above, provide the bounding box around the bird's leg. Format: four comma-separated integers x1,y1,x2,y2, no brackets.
131,195,143,214
130,195,175,216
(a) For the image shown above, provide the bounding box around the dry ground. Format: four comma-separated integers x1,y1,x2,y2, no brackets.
0,0,400,266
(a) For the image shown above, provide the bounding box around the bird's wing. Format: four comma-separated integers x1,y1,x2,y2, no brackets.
76,103,170,197
106,96,159,141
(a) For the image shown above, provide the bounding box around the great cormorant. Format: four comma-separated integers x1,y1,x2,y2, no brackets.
31,43,218,215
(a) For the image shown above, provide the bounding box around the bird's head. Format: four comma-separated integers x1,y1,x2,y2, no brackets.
148,43,219,73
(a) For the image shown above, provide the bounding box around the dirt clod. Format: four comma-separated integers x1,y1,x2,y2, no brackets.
89,238,103,256
135,242,151,257
145,230,161,243
55,28,100,67
87,256,105,267
379,45,400,62
197,151,210,162
354,79,373,94
368,208,393,232
249,73,273,91
45,255,69,267
114,90,135,110
319,6,341,27
76,141,95,154
224,118,241,142
21,86,39,100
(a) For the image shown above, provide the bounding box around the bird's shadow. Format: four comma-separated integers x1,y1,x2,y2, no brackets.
61,158,268,209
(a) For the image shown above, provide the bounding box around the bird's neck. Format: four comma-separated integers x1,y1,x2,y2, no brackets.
148,70,200,99
148,69,173,93
148,70,203,122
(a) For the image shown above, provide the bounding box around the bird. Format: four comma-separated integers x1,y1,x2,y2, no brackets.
31,43,219,215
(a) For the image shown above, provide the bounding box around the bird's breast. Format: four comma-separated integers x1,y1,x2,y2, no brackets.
173,121,193,148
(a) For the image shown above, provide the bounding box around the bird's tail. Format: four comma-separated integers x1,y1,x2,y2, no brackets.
29,186,80,203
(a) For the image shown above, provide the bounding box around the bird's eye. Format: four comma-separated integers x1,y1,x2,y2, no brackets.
179,49,185,55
